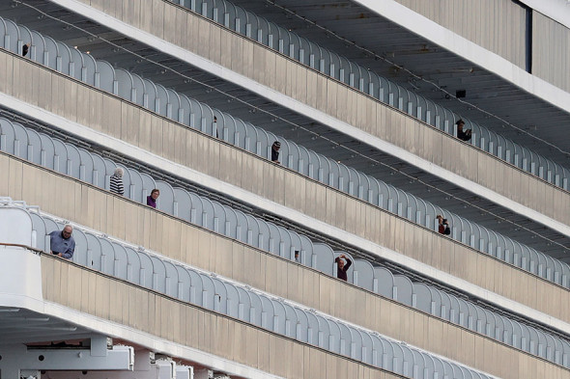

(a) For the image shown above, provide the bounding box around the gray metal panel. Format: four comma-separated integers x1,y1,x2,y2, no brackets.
391,342,405,376
69,46,85,81
311,243,334,275
351,258,374,291
51,138,68,175
236,286,252,322
110,243,129,280
30,212,49,251
55,41,73,76
336,161,350,193
163,260,179,297
137,250,156,289
2,18,19,54
378,337,394,371
244,213,261,248
247,289,263,327
410,348,427,379
309,311,328,349
131,72,147,106
77,147,95,183
359,329,374,366
196,274,214,311
211,201,226,235
84,231,103,271
337,316,352,355
155,83,170,118
97,238,118,275
373,266,394,299
224,281,240,319
142,78,159,112
174,265,192,302
200,196,216,230
173,188,192,222
348,325,362,360
210,276,228,314
392,274,413,306
42,35,61,72
297,235,313,266
276,224,294,259
155,180,176,215
186,268,203,306
123,246,141,284
166,88,182,122
94,60,117,95
266,222,281,255
61,143,80,179
10,120,28,159
23,124,42,163
234,209,249,244
115,68,135,102
412,283,434,315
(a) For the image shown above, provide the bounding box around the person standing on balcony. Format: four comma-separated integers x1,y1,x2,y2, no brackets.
436,215,451,235
49,224,75,259
334,254,352,281
456,119,472,141
110,167,125,196
146,189,160,208
271,141,281,164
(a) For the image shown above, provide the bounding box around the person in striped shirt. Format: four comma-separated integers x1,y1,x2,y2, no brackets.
110,167,125,196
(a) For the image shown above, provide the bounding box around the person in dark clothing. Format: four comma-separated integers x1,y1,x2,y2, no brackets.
456,119,472,141
271,141,281,164
334,254,352,281
22,43,30,57
146,188,160,208
436,215,451,235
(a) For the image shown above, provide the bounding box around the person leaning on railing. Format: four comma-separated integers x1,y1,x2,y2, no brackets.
49,224,75,259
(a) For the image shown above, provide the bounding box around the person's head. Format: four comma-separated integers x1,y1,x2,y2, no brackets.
337,257,345,270
294,250,299,259
436,215,443,221
114,167,124,177
150,189,160,200
272,141,281,151
442,218,449,225
456,119,465,130
62,224,73,239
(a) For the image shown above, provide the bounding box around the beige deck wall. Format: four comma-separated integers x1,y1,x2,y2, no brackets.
0,52,568,325
1,153,568,379
41,255,399,379
533,11,570,93
393,0,527,69
3,1,569,229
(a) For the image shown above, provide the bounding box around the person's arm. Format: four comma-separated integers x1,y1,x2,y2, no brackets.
344,258,352,270
60,240,75,260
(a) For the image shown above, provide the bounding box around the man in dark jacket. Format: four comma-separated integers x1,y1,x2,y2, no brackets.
271,141,281,164
334,254,352,281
